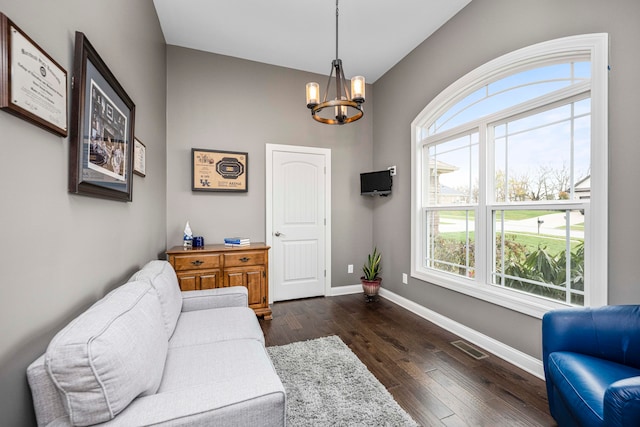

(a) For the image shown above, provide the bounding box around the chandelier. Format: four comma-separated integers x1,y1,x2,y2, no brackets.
305,0,365,125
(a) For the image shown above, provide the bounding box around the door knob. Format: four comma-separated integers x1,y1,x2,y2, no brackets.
275,231,283,237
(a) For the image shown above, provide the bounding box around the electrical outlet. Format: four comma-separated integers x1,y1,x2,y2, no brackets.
388,165,397,176
348,264,354,274
402,273,408,284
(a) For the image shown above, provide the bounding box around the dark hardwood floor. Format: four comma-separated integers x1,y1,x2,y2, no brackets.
259,294,556,427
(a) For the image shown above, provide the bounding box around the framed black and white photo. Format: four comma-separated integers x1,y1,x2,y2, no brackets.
0,13,68,136
68,32,135,201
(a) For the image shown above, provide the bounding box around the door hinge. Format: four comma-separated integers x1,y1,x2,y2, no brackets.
263,271,266,278
263,296,266,303
324,269,326,277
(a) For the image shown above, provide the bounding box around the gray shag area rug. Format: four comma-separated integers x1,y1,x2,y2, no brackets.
267,335,418,427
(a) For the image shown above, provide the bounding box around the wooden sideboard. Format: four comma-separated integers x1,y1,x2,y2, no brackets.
166,243,272,320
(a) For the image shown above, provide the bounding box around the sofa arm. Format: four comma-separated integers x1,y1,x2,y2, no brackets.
605,377,640,426
181,286,248,312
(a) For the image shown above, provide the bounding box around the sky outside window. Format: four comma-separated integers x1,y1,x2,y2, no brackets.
427,61,591,196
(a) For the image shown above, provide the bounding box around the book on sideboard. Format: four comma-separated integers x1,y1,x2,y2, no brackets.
224,237,250,245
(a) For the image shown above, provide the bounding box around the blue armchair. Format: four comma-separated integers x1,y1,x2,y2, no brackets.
542,305,640,426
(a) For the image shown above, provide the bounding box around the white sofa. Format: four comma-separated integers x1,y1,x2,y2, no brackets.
27,260,286,426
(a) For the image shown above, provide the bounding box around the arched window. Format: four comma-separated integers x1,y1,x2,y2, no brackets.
411,34,608,318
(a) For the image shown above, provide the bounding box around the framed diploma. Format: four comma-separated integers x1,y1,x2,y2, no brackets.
192,148,248,192
0,13,68,136
69,32,135,201
133,138,146,177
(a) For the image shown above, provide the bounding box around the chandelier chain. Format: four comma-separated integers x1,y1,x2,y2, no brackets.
335,0,339,61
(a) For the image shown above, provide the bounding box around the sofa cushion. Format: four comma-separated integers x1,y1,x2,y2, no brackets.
109,340,285,426
45,281,168,426
129,260,182,337
169,306,265,348
548,351,640,426
159,339,279,393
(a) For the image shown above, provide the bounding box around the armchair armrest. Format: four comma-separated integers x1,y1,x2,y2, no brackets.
605,377,640,426
181,286,248,312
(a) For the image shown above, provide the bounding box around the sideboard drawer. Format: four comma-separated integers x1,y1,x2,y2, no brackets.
172,253,222,271
224,251,265,267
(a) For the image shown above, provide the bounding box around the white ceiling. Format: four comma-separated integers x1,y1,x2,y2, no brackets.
153,0,471,83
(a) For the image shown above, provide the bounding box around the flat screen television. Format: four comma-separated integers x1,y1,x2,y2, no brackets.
360,170,392,196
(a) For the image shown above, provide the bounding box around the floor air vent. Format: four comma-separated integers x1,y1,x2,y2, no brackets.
451,340,489,360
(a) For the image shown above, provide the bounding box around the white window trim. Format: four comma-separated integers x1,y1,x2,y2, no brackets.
411,34,608,319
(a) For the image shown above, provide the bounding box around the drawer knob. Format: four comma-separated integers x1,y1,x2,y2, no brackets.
191,260,204,266
239,257,250,262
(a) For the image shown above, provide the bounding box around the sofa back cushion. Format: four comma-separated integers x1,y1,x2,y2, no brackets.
129,260,182,338
45,281,168,426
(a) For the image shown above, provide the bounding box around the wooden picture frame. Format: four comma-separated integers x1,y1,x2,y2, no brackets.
68,32,135,201
0,13,68,136
192,148,248,192
133,138,146,177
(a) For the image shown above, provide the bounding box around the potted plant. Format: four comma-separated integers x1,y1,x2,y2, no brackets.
361,247,382,302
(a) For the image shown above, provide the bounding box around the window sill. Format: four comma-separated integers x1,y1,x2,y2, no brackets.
412,268,573,319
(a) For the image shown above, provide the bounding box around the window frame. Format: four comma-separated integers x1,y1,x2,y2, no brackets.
411,34,608,319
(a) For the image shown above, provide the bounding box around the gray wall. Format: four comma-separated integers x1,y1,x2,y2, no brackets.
0,1,167,425
166,46,375,288
372,0,640,358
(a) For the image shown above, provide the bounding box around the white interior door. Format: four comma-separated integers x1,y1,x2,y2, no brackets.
267,145,330,301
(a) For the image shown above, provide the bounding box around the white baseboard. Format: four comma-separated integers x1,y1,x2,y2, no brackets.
329,284,362,296
327,284,544,379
